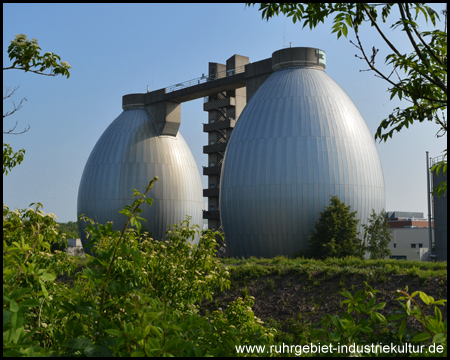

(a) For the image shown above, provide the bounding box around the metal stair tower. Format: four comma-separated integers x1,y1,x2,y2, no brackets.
202,55,249,233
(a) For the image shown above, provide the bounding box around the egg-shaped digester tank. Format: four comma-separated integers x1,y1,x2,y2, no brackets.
220,47,385,258
77,99,203,251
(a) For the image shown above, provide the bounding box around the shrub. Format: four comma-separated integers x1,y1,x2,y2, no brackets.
3,179,275,356
307,195,362,260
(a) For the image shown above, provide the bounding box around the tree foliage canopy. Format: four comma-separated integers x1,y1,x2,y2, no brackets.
3,34,71,174
4,34,71,78
307,195,362,260
57,221,80,240
362,209,392,259
247,3,447,195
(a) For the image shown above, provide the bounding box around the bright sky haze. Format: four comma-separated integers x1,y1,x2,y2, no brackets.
3,3,447,223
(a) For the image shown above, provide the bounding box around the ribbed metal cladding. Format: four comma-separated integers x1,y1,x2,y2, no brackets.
77,107,203,250
220,49,385,258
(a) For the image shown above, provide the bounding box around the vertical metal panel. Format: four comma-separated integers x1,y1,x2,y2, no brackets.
432,167,447,261
77,108,203,250
220,66,385,258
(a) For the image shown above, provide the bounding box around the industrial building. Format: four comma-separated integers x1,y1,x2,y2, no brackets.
386,211,434,261
387,229,432,261
386,211,434,229
430,155,447,261
78,47,446,260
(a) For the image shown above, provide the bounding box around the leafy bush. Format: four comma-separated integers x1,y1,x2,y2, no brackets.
3,178,274,356
3,203,78,356
308,282,447,356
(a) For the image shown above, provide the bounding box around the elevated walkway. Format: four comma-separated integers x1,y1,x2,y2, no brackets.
122,58,273,136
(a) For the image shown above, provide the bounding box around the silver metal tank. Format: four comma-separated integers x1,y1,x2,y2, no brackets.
77,102,203,251
220,47,386,258
431,156,447,261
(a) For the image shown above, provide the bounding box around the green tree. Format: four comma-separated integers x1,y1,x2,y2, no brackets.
4,34,71,78
307,195,362,260
362,209,392,259
57,221,80,239
247,3,447,195
3,143,25,175
3,34,71,174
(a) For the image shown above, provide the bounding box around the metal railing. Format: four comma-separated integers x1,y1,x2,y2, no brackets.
204,91,227,103
165,64,246,94
430,154,446,167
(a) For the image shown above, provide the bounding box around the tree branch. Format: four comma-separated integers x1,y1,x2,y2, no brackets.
3,86,20,100
351,30,445,105
3,122,30,135
398,4,447,93
3,66,57,77
404,5,445,67
3,86,30,134
3,97,27,119
361,5,402,57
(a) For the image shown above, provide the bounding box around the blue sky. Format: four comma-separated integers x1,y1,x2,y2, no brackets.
3,3,447,223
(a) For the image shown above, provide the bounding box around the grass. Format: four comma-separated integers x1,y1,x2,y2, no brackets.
220,256,447,283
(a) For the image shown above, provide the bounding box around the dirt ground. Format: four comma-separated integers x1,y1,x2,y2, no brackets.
201,272,447,333
56,263,447,335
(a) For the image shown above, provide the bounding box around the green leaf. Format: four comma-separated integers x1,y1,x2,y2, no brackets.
10,326,26,344
411,332,431,342
84,345,113,357
398,319,406,342
131,350,145,356
3,350,26,357
371,311,387,323
130,216,142,232
358,325,373,334
342,23,348,37
9,300,20,313
119,209,132,217
104,328,122,337
367,296,376,309
39,272,56,282
432,333,446,344
372,302,386,311
419,291,432,305
66,337,94,349
20,299,41,308
3,308,12,325
8,287,31,301
340,290,352,299
434,306,442,323
133,252,143,267
432,299,447,306
388,313,406,321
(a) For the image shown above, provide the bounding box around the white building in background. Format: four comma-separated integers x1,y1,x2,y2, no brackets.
66,238,85,256
388,228,432,261
386,211,433,261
